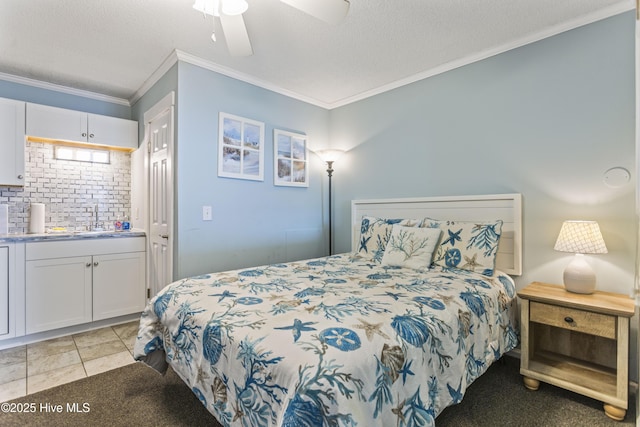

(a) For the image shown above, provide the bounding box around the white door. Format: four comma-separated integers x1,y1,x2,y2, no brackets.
145,93,174,297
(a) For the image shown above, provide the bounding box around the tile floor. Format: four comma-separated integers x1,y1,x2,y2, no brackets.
0,321,138,403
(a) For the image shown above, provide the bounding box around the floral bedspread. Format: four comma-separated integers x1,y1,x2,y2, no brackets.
134,253,518,427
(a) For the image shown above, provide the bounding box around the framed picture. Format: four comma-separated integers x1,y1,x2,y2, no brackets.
274,129,309,187
218,112,265,181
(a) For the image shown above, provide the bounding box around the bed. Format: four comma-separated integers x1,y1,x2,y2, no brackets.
134,193,522,427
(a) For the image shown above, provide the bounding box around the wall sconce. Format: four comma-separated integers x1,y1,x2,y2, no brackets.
316,149,345,255
554,220,608,294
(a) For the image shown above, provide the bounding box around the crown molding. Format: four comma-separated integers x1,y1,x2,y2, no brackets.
2,3,632,111
0,71,130,106
130,49,333,109
327,2,635,109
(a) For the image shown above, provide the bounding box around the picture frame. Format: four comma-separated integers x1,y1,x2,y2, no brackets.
274,129,309,187
218,112,265,181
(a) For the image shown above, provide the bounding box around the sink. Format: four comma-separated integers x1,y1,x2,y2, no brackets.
72,230,113,236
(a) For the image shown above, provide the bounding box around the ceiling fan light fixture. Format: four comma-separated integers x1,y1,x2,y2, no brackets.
222,0,249,16
193,0,220,16
280,0,349,25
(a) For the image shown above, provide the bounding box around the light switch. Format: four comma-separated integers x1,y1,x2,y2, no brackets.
202,205,212,221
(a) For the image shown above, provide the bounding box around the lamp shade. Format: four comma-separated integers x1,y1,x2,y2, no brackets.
554,220,607,254
554,220,607,294
316,149,345,163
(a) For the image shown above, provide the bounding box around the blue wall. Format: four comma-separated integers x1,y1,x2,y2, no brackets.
330,11,636,296
172,62,330,278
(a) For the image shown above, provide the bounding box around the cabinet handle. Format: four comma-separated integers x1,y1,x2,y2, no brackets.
82,132,87,137
93,261,99,267
86,262,91,267
17,174,23,180
564,316,574,324
89,133,94,138
160,234,169,239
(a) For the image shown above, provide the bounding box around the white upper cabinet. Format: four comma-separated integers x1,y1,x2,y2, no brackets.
87,113,137,148
26,103,138,150
0,98,26,186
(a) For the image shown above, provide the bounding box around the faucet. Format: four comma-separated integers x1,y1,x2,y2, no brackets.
91,204,104,231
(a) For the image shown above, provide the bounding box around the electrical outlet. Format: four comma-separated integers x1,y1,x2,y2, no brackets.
202,205,212,221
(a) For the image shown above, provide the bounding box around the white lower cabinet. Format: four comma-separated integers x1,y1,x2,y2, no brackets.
0,246,9,336
26,256,92,334
25,237,145,335
93,252,145,321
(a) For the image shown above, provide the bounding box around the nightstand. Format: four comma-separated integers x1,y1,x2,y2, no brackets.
518,281,635,421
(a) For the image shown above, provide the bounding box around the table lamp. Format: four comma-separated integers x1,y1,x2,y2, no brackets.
553,220,607,294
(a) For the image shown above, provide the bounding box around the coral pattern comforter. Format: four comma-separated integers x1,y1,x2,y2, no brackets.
134,253,518,427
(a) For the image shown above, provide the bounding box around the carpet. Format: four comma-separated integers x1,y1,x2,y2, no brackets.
1,356,634,426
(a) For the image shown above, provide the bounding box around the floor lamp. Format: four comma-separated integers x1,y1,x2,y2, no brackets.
316,149,344,255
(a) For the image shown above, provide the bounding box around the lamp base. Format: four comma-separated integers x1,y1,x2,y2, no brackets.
563,254,596,294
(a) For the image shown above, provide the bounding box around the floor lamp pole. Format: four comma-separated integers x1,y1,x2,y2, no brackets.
326,160,334,255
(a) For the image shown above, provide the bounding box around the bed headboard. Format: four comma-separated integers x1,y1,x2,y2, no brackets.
351,193,522,276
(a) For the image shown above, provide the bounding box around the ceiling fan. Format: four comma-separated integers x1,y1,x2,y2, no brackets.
193,0,350,57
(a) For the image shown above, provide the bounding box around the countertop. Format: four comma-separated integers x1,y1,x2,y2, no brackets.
0,229,146,243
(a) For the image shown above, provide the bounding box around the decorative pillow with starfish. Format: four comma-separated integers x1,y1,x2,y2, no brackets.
356,216,424,263
427,219,503,276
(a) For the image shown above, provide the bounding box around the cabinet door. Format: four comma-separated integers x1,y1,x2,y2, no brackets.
26,256,92,334
87,113,138,149
92,252,145,321
0,98,25,186
26,103,87,142
0,247,8,336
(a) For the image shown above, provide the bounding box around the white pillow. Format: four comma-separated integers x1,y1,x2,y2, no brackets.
381,225,442,270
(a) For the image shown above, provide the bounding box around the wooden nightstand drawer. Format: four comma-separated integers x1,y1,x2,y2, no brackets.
530,301,615,339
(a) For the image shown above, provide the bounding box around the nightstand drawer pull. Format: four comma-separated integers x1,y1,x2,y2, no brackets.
529,301,615,339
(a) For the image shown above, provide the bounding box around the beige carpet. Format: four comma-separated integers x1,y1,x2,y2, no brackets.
1,356,634,426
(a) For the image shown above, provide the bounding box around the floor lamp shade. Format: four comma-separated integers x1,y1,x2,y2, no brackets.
554,220,607,294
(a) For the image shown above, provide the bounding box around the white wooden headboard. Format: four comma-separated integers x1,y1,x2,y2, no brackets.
351,193,522,276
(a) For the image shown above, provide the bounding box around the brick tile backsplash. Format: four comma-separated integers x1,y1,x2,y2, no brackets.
0,141,131,234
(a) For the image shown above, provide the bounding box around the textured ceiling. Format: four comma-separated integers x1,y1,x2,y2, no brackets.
0,0,634,108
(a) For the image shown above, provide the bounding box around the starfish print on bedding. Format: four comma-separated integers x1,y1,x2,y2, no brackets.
209,290,237,302
380,291,406,301
398,360,415,384
353,318,390,341
195,365,209,386
232,402,244,422
442,229,462,246
274,318,317,342
392,398,406,426
436,294,456,305
462,253,480,270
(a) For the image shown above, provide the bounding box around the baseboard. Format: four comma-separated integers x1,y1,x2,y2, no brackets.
0,313,140,350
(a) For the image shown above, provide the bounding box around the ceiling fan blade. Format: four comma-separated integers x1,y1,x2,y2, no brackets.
280,0,349,25
219,13,253,56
